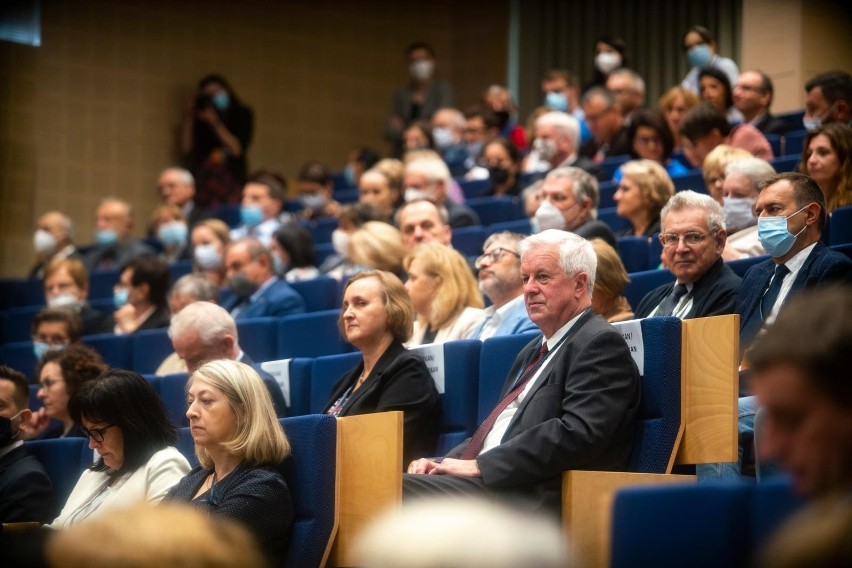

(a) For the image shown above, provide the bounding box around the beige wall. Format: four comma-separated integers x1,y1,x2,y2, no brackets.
0,0,508,278
741,0,852,113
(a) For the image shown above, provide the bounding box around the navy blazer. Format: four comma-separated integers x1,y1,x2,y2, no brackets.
447,309,641,514
635,257,741,319
0,444,57,524
737,242,852,347
469,299,537,340
225,278,306,320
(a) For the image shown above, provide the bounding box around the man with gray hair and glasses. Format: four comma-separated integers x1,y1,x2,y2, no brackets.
634,190,741,319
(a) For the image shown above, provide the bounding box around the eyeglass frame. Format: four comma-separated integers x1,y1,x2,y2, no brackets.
658,230,716,248
474,247,520,269
79,424,116,443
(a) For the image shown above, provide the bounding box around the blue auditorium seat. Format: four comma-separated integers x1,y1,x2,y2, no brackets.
333,188,360,204
236,317,279,364
672,170,705,192
599,180,618,209
623,269,675,309
600,154,631,179
489,218,532,235
770,155,800,173
598,207,632,233
213,203,241,228
158,373,190,427
289,276,339,312
131,328,174,374
726,254,770,278
25,438,92,505
168,259,193,283
477,331,540,423
175,426,198,467
430,339,481,455
1,341,37,379
829,205,852,246
88,268,122,300
466,196,525,226
286,358,314,416
314,243,335,265
0,278,30,310
617,236,652,273
301,217,339,245
648,233,662,270
277,310,351,360
279,414,337,568
776,111,804,133
832,242,852,260
764,134,782,157
451,226,490,257
782,128,806,156
29,384,41,411
330,170,349,190
308,352,362,413
82,333,133,370
458,178,492,199
1,305,42,344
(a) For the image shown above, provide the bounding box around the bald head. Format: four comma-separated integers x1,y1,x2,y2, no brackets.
158,167,196,207
96,198,134,241
168,301,239,372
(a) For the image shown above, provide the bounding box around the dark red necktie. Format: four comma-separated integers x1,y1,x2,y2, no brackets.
460,342,549,460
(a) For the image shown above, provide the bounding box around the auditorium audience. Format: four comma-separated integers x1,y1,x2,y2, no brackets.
23,345,106,440
190,218,231,286
404,156,480,228
296,159,341,220
681,25,739,94
535,166,616,247
540,69,589,142
803,70,852,129
481,138,523,197
801,122,852,212
155,167,211,229
699,66,743,124
270,223,320,282
720,157,775,260
613,160,676,237
229,171,288,247
461,105,499,169
468,232,536,340
395,199,453,254
31,307,82,361
701,144,753,202
634,191,740,319
324,270,440,466
658,85,700,151
680,104,773,168
51,369,191,527
404,242,484,347
149,204,190,264
165,359,293,565
30,211,81,279
619,109,691,179
0,365,56,524
112,257,171,335
402,121,434,155
83,197,155,272
580,87,631,162
180,74,253,207
732,71,789,135
590,239,635,323
43,259,111,336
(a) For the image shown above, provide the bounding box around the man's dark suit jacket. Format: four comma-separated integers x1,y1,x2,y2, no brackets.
579,129,631,161
431,309,640,514
752,113,789,136
82,239,155,272
737,241,852,348
0,444,57,524
575,219,617,249
445,201,481,229
222,278,306,320
324,340,440,467
635,257,741,319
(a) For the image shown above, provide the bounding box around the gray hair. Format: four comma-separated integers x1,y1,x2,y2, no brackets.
405,156,452,185
545,166,601,215
483,231,525,254
608,68,646,95
724,157,776,196
394,198,450,227
169,274,219,303
169,301,238,347
432,107,465,131
535,111,580,144
661,190,726,233
518,229,597,294
161,167,195,186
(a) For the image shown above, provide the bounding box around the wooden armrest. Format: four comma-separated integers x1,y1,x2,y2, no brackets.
563,470,695,568
331,411,403,567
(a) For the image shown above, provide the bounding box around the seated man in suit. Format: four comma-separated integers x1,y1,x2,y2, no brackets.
222,237,306,320
83,197,155,271
29,211,82,279
403,156,480,229
634,190,741,319
395,199,453,254
525,112,604,180
732,71,789,136
229,171,289,248
468,232,537,340
405,229,641,515
533,166,617,248
156,167,211,229
0,365,56,523
699,172,852,481
168,301,287,416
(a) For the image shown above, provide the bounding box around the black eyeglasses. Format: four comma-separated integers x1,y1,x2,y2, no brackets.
80,424,115,443
474,247,520,269
659,231,714,248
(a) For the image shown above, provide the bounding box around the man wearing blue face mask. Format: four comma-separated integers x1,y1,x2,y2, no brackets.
680,25,739,96
30,308,82,363
82,197,155,272
229,171,290,248
540,69,591,143
803,71,852,131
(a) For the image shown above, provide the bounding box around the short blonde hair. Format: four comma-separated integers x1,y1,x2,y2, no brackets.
404,242,484,329
590,239,629,301
372,158,405,191
349,221,405,275
339,270,414,342
44,258,89,291
194,218,231,247
150,203,186,232
189,360,290,468
702,144,752,184
620,159,675,218
658,85,700,113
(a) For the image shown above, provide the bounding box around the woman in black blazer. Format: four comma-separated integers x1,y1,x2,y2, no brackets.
325,270,440,468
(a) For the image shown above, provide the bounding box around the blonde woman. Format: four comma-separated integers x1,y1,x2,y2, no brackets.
404,242,484,346
589,239,634,323
349,221,406,277
701,144,752,203
165,359,292,565
190,218,231,286
613,160,675,237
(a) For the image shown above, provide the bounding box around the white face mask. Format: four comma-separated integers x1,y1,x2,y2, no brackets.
410,60,434,81
404,187,434,203
332,229,350,258
432,126,455,149
595,52,622,74
193,243,223,270
33,229,58,255
532,138,557,162
48,293,81,309
723,196,757,232
532,199,567,233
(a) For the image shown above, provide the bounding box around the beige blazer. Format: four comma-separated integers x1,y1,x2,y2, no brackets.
407,306,485,347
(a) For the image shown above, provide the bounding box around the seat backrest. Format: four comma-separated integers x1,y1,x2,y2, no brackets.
279,415,338,568
770,155,800,173
600,154,631,178
286,358,314,416
622,269,676,309
130,328,175,375
477,331,540,423
598,206,632,233
25,438,92,505
277,310,351,359
289,276,340,312
726,254,771,278
2,304,43,344
174,426,199,468
466,196,525,226
782,128,806,156
450,225,490,257
599,180,618,209
617,236,652,273
672,170,704,192
82,333,133,370
458,178,492,199
88,268,122,300
308,352,363,414
1,341,37,380
613,317,682,473
157,373,190,427
829,205,852,246
236,317,279,364
488,218,532,235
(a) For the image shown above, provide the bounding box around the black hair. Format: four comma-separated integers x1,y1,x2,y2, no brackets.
248,169,287,201
805,71,852,106
355,147,381,170
626,108,675,162
682,25,715,50
699,66,734,111
69,369,176,476
197,73,239,103
679,103,732,142
123,256,170,310
404,121,434,150
404,41,435,58
758,172,828,232
297,160,333,187
484,137,521,165
0,365,29,411
31,307,83,343
274,224,317,268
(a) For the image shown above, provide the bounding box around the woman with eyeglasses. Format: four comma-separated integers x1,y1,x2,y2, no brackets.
165,359,293,565
324,270,440,467
51,369,191,527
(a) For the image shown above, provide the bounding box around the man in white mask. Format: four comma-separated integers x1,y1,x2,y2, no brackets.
721,157,775,260
431,107,468,176
403,157,480,228
29,211,80,279
525,112,604,181
531,167,616,248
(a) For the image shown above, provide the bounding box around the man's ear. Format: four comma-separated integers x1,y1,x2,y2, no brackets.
833,99,849,121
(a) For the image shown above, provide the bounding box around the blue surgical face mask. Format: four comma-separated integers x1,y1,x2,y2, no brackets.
114,287,130,309
33,341,65,360
343,163,357,187
757,205,809,257
157,222,188,246
545,91,569,112
96,229,118,246
687,43,713,68
213,91,230,111
802,102,836,132
240,205,264,227
301,194,326,210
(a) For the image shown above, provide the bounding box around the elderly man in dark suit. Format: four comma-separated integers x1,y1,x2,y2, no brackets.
634,190,741,320
405,230,641,515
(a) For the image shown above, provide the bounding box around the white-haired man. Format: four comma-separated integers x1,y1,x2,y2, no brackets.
527,112,604,180
156,167,211,228
431,107,468,176
634,190,741,319
406,230,640,515
606,68,646,122
403,157,480,228
30,211,81,279
168,301,287,415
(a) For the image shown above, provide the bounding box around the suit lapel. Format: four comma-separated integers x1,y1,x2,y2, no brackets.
341,341,405,413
